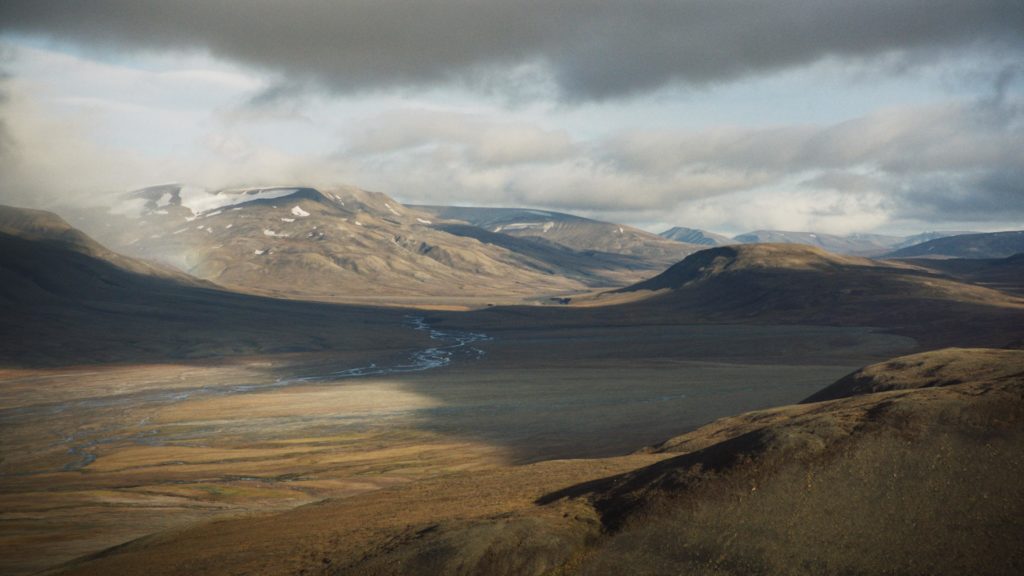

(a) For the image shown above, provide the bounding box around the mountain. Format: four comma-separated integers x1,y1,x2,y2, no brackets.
594,243,1024,347
0,204,206,303
50,348,1024,576
72,186,702,304
0,205,423,366
77,186,600,303
414,205,701,269
658,226,734,246
885,230,1024,259
890,230,975,250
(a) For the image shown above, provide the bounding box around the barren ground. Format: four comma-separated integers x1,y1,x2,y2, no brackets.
0,323,914,575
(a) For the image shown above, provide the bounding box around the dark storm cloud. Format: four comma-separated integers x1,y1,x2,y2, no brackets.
895,169,1024,222
2,1,1022,100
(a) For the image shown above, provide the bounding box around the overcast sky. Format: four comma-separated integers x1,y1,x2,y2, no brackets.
1,1,1022,235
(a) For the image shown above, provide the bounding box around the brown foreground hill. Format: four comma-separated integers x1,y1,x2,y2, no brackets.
47,347,1024,576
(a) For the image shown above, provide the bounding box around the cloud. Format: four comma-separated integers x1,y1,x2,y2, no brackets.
0,71,344,208
2,1,1021,101
344,109,577,166
1,37,1020,236
331,88,1022,232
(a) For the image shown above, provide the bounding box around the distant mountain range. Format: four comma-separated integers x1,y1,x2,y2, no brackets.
37,184,1024,308
658,227,977,256
885,230,1024,259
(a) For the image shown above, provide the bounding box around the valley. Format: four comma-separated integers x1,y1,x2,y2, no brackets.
0,321,914,575
0,203,1021,575
3,6,1021,574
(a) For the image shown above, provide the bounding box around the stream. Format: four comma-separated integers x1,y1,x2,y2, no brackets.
0,316,491,473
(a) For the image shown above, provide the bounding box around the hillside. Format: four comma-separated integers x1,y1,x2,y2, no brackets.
49,348,1024,576
615,244,1019,323
897,253,1024,296
0,205,425,365
802,347,1024,403
886,230,1024,259
414,205,700,268
0,205,200,289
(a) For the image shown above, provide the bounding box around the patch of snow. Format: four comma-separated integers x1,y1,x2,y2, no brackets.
263,229,289,238
355,221,364,227
156,192,173,207
809,233,817,238
204,210,222,218
281,217,295,222
196,225,205,230
291,205,310,217
503,222,542,231
618,227,623,234
542,221,554,232
153,209,169,215
417,218,433,225
254,249,266,255
178,187,302,215
494,226,503,233
225,224,233,229
172,228,188,235
149,234,162,239
384,202,401,216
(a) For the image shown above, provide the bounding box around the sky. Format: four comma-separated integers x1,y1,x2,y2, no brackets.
0,1,1022,236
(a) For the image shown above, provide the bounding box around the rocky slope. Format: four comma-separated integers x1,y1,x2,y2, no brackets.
72,186,704,304
415,205,701,269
